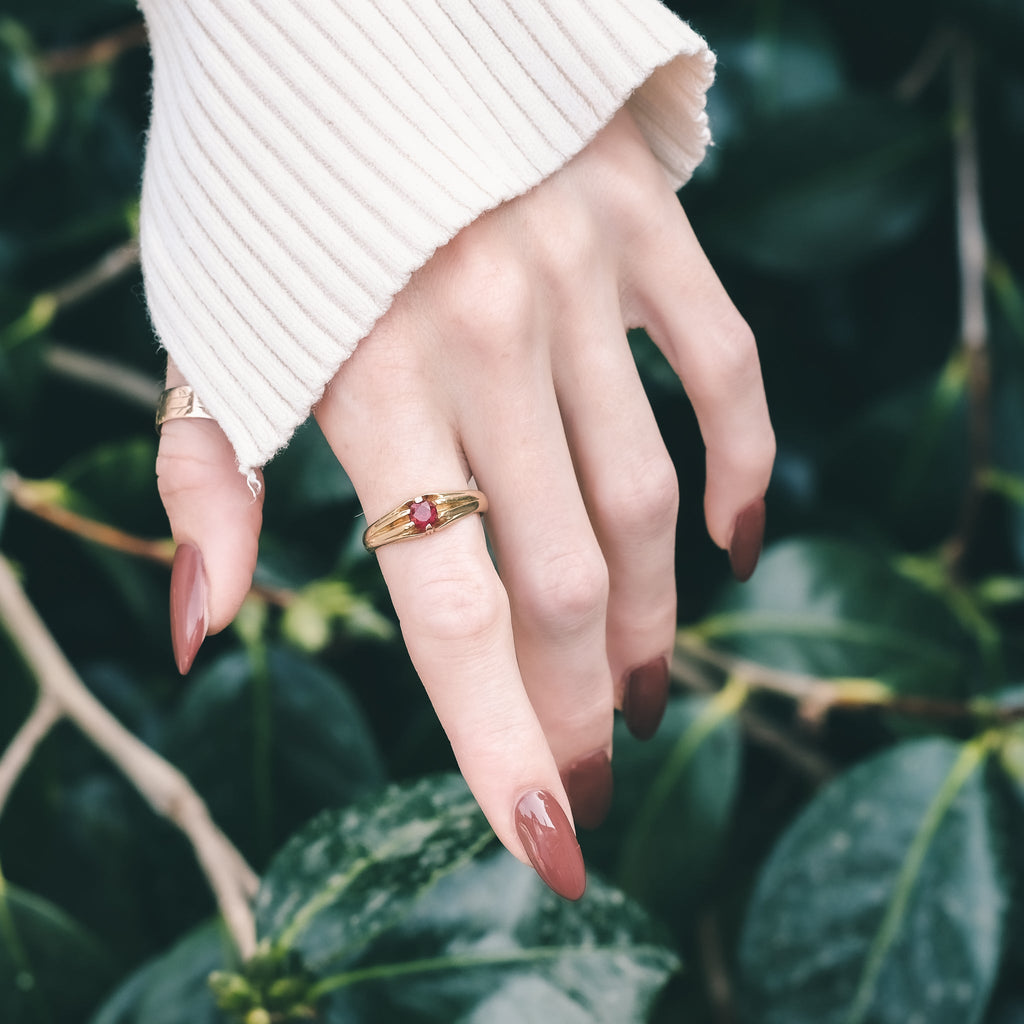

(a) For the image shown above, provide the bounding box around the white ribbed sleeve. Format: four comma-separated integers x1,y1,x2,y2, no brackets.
138,0,716,476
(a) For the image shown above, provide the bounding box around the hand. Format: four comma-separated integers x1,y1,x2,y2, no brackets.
156,109,774,900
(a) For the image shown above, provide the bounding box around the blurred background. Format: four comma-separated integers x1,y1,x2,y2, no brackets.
1,1,1023,1021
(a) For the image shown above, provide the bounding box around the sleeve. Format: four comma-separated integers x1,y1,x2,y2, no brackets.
137,0,716,478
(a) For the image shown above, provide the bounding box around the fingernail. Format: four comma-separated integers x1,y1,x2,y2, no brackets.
514,789,586,901
729,498,766,583
562,750,613,831
170,543,208,675
623,658,669,740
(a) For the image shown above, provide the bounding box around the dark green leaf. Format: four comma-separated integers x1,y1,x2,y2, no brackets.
697,95,945,275
256,774,494,970
695,537,976,697
316,851,679,1024
88,921,230,1024
0,20,55,178
739,737,1006,1024
701,10,846,153
163,647,385,863
0,879,117,1023
608,691,743,921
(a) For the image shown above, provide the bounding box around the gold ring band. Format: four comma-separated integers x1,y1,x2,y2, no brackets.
363,491,488,552
155,386,214,434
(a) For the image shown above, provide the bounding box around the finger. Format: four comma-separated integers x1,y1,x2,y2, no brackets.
625,201,775,579
552,303,678,741
315,315,586,899
455,329,615,828
157,360,264,672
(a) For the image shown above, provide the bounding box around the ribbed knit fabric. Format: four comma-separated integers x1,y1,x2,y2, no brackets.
138,0,716,477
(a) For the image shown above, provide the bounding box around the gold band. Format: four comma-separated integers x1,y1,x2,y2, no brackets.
363,491,488,552
155,386,214,434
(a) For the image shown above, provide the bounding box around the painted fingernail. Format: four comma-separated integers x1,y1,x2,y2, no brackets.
514,789,586,901
170,543,208,675
729,498,766,583
623,658,669,740
562,750,613,831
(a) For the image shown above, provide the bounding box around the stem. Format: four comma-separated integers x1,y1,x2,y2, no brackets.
45,344,162,410
1,470,295,608
39,22,148,74
946,38,991,573
0,555,259,959
1,241,139,351
0,695,62,818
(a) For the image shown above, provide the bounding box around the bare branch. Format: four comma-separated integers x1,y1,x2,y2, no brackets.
45,344,162,410
1,241,140,351
1,471,295,609
0,694,62,818
39,22,148,75
0,554,258,958
946,38,992,572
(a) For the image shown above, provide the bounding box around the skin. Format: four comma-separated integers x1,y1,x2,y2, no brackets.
156,109,775,879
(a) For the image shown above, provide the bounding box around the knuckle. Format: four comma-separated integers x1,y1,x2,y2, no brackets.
401,564,509,648
517,547,609,638
615,451,680,541
439,241,533,348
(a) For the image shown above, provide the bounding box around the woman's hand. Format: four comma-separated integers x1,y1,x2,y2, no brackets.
156,109,774,899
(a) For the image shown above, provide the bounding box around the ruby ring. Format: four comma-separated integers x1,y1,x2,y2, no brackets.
362,490,488,552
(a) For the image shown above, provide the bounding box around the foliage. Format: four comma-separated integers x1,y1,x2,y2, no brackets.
0,1,1023,1021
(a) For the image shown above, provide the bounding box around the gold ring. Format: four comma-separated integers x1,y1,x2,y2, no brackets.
363,491,488,552
155,386,215,434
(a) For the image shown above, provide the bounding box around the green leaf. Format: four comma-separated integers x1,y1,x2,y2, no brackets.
738,737,1006,1024
163,648,386,863
262,419,355,511
313,851,679,1024
700,10,846,153
88,921,231,1024
0,876,117,1024
0,19,55,178
256,774,494,970
693,537,977,698
609,689,744,921
697,95,945,276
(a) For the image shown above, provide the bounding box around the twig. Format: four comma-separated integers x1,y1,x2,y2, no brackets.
895,25,956,101
1,470,295,608
39,22,148,74
671,647,835,783
45,344,162,410
677,632,1024,725
3,470,175,565
0,554,258,958
1,240,140,350
946,38,991,573
0,694,62,818
698,912,736,1024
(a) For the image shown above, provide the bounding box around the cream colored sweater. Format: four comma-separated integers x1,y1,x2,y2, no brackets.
138,0,715,478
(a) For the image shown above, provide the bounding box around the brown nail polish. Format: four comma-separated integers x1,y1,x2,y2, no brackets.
514,789,586,901
562,751,613,831
623,658,669,740
729,498,766,583
170,543,208,675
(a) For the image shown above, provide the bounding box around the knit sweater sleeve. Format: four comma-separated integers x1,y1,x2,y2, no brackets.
138,0,715,477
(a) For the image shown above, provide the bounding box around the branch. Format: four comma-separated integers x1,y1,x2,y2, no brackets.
45,344,162,410
677,632,1024,726
0,694,62,818
39,22,148,74
1,471,295,609
0,554,258,959
1,240,140,350
671,645,836,783
946,38,991,572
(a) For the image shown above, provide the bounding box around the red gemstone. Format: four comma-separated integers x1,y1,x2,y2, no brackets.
408,499,438,531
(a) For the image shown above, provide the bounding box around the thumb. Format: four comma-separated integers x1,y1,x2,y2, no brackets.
156,367,264,674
